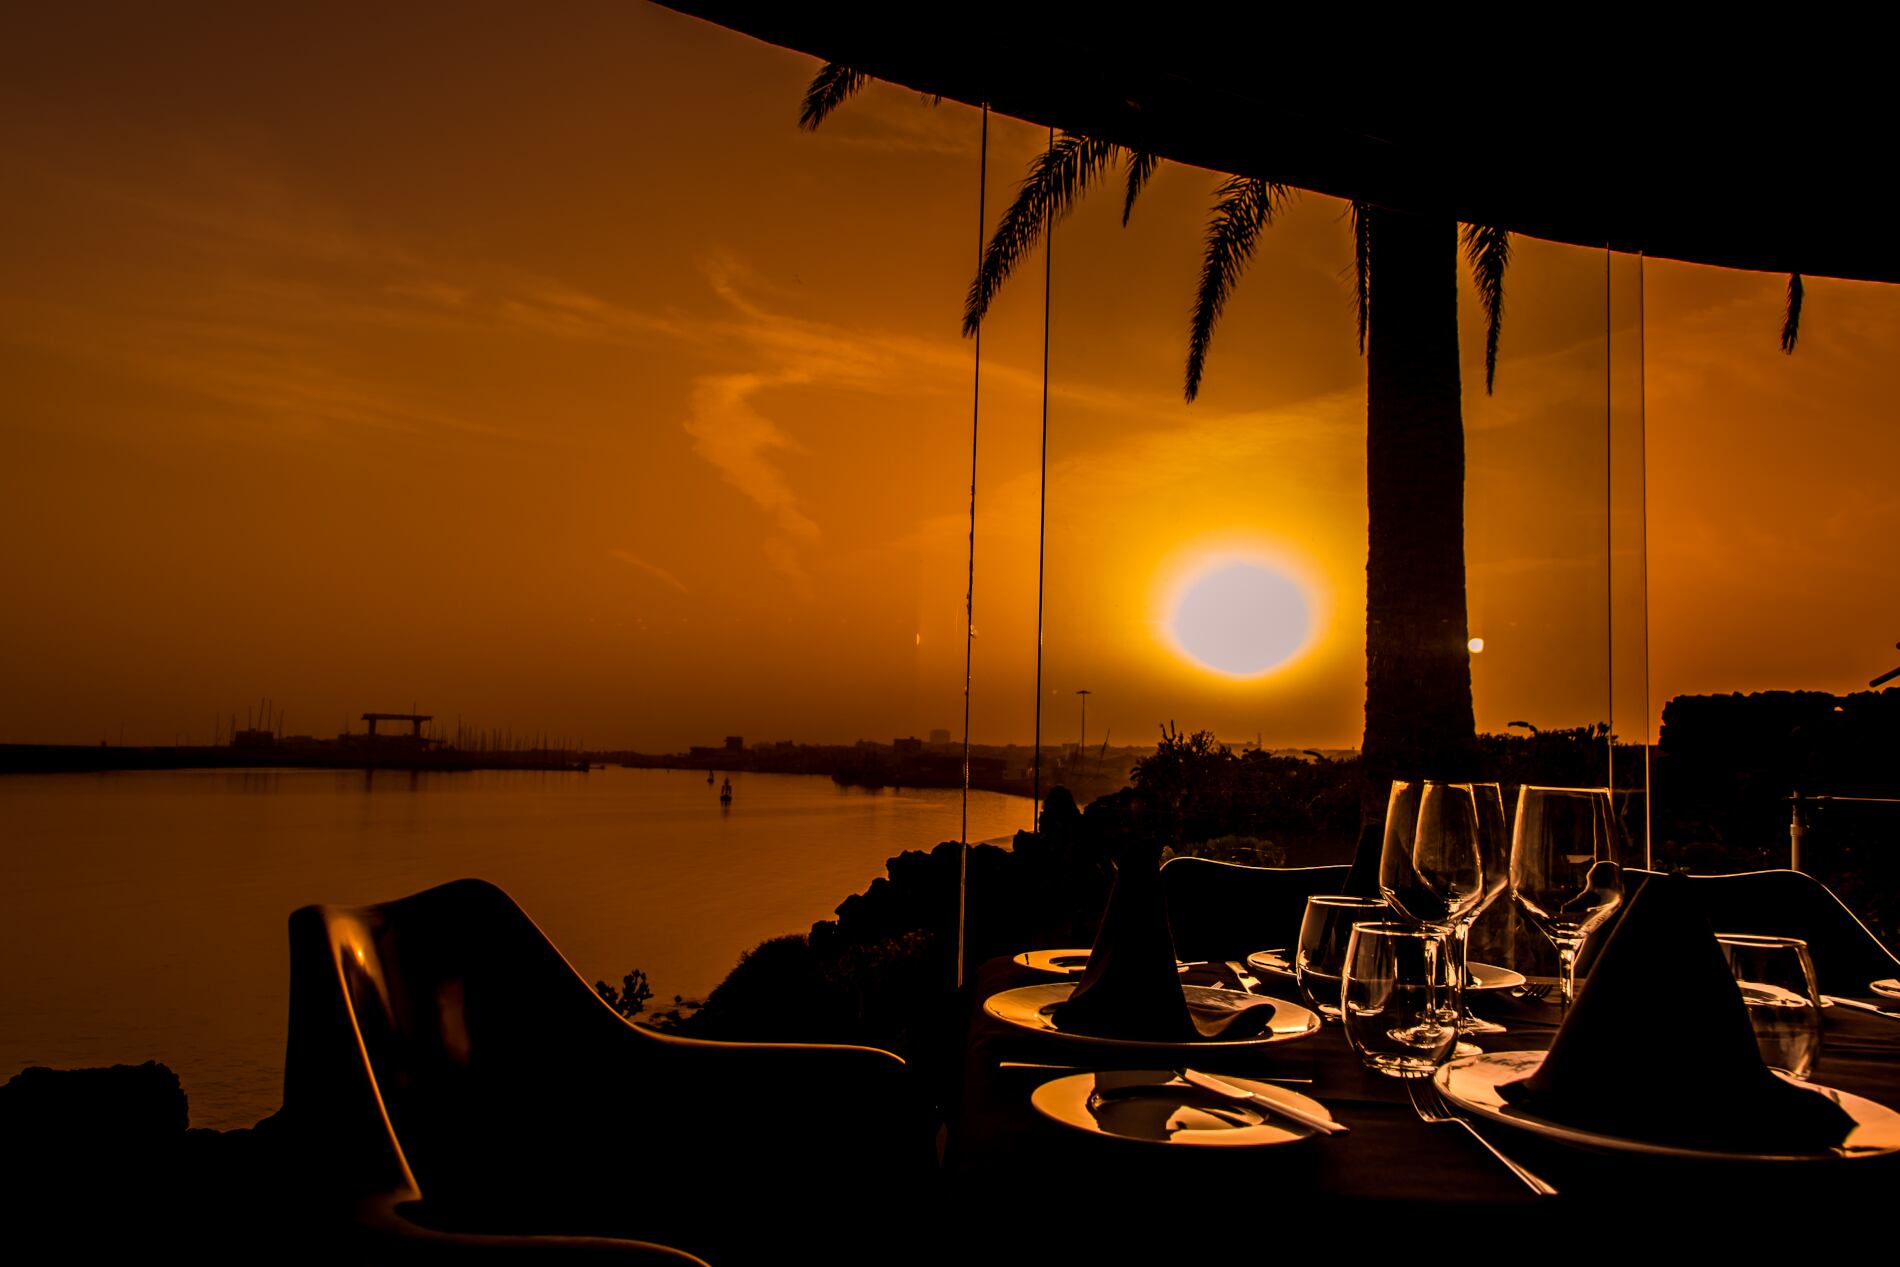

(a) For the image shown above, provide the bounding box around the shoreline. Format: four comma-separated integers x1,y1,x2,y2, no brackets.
0,742,588,775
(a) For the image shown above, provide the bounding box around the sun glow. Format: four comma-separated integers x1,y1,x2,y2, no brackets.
1160,549,1318,679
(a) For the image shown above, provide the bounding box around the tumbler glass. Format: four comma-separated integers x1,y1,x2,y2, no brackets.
1718,933,1823,1079
1341,921,1461,1078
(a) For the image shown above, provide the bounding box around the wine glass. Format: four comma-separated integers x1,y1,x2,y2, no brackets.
1450,783,1511,1037
1509,786,1625,1008
1340,921,1460,1078
1719,933,1823,1079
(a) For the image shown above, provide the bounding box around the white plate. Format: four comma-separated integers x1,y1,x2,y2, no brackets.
1739,982,1834,1010
1871,978,1900,1001
1030,1069,1332,1147
1014,949,1097,976
983,982,1319,1052
1461,962,1529,992
1436,1049,1900,1162
1246,950,1525,992
1014,949,1190,978
1245,949,1297,981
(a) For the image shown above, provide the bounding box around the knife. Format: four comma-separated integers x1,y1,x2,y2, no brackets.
996,1061,1315,1083
1178,1068,1348,1135
1821,995,1900,1019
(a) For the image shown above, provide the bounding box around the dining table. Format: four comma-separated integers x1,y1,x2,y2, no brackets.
945,955,1900,1255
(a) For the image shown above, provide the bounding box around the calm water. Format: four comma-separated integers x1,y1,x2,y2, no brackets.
0,767,1031,1129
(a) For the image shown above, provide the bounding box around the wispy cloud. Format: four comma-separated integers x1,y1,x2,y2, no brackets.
609,549,688,593
681,371,821,543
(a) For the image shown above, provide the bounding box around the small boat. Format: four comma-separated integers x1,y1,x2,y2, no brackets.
719,776,733,805
706,771,715,784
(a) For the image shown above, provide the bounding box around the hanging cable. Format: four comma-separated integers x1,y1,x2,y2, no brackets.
1605,246,1614,804
1638,253,1652,868
957,104,988,992
1031,126,1053,833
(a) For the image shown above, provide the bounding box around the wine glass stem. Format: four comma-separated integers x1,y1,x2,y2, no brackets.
1452,921,1478,1018
1556,943,1579,1016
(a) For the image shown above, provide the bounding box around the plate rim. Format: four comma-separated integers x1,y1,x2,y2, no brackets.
1870,977,1900,1000
1435,1048,1900,1162
1012,948,1192,978
982,981,1319,1050
1028,1069,1326,1147
1244,949,1296,978
1013,948,1095,976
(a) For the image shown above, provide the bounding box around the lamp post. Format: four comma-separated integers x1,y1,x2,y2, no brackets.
1076,690,1091,763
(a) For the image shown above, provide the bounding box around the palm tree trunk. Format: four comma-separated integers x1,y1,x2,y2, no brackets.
1355,207,1479,854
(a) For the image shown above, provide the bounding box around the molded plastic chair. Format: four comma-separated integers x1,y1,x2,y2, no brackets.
270,879,934,1263
1160,858,1352,962
1578,868,1900,996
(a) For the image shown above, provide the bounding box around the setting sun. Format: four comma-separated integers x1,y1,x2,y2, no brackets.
1163,556,1314,678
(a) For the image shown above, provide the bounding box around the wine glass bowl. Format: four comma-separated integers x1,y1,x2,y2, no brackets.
1380,780,1485,931
1509,786,1625,1006
1468,783,1510,917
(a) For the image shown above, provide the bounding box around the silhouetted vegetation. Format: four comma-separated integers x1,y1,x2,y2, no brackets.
1104,723,1361,866
592,969,653,1019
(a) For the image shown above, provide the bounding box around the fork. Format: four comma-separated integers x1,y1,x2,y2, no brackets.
1405,1076,1558,1196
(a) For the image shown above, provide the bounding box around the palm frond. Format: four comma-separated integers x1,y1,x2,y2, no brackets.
1184,177,1285,401
1350,201,1371,355
1122,151,1157,226
1461,223,1511,393
799,63,867,132
1781,273,1804,353
963,132,1121,336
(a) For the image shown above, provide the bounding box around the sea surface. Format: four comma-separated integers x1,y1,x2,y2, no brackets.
0,766,1032,1129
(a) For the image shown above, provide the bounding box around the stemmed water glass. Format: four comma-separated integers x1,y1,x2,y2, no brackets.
1509,786,1625,1007
1379,780,1484,1045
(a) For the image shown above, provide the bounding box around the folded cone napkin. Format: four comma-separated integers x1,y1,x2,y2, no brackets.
1498,872,1854,1151
1051,836,1275,1042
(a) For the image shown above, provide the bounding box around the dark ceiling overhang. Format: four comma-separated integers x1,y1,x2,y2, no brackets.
661,3,1900,285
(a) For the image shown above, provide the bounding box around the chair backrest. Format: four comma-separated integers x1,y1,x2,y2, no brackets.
1160,858,1352,962
1578,868,1900,996
281,879,637,1206
278,879,933,1256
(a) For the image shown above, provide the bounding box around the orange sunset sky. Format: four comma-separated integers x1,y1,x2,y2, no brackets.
4,3,1897,753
